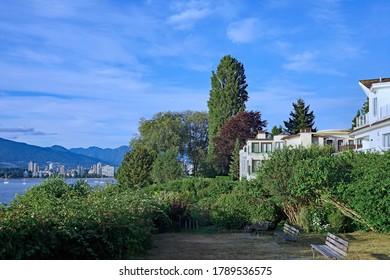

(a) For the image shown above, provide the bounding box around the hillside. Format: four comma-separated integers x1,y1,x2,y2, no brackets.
0,138,111,169
70,146,130,166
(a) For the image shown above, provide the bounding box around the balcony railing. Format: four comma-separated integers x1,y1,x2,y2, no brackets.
338,144,362,152
355,113,368,128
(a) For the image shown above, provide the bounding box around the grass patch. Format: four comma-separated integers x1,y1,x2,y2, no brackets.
145,230,390,260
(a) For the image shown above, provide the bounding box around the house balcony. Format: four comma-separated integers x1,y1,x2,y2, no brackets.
355,113,368,128
338,144,362,152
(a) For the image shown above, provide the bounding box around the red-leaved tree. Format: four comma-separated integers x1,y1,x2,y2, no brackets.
212,111,267,175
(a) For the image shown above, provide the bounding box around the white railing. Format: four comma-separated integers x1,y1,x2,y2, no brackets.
356,113,369,128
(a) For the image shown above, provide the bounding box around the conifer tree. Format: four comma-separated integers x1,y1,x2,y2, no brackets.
270,125,283,139
284,98,317,135
207,55,248,153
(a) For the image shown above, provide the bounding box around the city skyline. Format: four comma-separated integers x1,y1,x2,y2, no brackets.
26,160,116,178
1,1,390,148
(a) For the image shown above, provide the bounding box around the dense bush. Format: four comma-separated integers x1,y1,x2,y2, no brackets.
210,194,250,229
258,146,390,233
334,151,390,232
0,179,163,259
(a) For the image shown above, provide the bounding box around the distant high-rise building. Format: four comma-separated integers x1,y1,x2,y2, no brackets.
102,165,115,177
96,162,102,176
28,161,33,172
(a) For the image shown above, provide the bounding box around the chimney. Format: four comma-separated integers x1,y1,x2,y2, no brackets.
256,131,267,139
300,127,312,133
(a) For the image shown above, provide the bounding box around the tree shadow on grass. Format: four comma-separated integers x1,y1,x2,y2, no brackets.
371,254,390,260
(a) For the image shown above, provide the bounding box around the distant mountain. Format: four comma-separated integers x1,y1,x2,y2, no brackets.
70,146,130,166
0,137,125,169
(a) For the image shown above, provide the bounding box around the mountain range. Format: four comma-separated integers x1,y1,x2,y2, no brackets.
0,137,130,169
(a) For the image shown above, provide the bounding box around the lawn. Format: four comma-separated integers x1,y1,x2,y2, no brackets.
144,229,390,260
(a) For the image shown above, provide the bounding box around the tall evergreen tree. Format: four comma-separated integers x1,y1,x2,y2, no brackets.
207,55,248,152
283,98,317,135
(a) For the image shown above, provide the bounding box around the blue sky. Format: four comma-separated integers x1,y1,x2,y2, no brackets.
1,0,389,149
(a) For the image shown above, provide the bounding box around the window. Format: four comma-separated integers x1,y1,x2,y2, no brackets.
251,142,260,153
373,97,378,116
348,140,354,145
275,142,284,149
338,140,343,147
252,160,262,173
384,133,390,147
261,143,272,153
326,139,333,145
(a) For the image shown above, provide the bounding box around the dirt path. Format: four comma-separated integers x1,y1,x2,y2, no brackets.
143,232,315,260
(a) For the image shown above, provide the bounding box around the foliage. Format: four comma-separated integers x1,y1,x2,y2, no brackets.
128,111,209,177
151,147,185,184
183,111,209,176
0,168,26,179
270,125,283,139
115,146,154,188
334,151,390,232
210,194,250,229
283,98,317,135
131,111,186,157
212,111,267,174
0,179,163,259
228,139,241,180
207,55,248,154
258,145,334,203
258,145,390,233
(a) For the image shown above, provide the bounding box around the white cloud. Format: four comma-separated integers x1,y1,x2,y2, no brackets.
167,1,211,30
227,18,260,43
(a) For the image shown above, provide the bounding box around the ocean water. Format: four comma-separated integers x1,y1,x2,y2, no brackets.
0,178,116,206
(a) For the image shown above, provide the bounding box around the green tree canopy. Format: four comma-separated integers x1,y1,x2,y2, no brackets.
130,111,186,157
270,125,283,139
129,111,209,176
207,55,248,152
183,111,209,176
151,147,184,184
283,98,317,135
115,146,154,188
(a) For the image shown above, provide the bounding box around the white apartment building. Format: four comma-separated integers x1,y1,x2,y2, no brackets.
239,129,353,180
350,78,390,152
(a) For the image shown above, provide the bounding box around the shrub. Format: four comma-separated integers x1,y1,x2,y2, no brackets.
247,198,282,230
210,194,250,229
0,179,162,259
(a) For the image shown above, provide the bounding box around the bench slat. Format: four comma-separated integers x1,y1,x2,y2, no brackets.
275,224,299,242
311,233,349,260
325,238,348,256
311,245,343,259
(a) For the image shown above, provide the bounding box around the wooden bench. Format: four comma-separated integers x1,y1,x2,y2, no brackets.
311,233,349,260
244,221,269,235
274,223,299,242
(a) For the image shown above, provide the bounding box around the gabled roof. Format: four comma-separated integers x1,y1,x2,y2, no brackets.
360,78,390,89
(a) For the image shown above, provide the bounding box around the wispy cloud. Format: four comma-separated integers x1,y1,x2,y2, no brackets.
283,51,345,75
0,127,56,136
167,1,211,30
227,18,261,43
